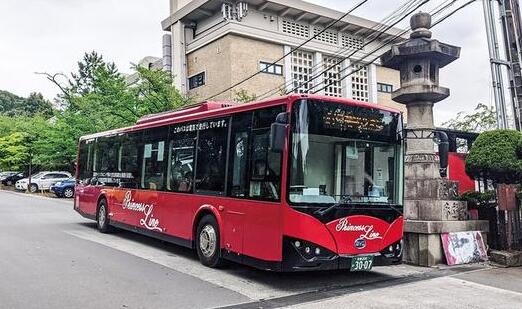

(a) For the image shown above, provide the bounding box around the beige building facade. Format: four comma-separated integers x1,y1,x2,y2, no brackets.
162,0,406,116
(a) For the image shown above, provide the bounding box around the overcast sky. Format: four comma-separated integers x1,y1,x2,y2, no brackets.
0,0,491,124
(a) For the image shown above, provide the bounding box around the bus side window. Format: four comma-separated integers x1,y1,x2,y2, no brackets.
167,135,196,193
195,118,229,194
249,131,281,200
78,140,93,184
140,127,168,191
228,112,253,197
249,106,285,201
118,132,139,188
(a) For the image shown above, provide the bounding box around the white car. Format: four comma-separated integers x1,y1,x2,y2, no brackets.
16,171,72,193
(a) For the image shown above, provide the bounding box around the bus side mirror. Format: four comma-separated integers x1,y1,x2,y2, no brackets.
270,112,289,153
435,131,449,178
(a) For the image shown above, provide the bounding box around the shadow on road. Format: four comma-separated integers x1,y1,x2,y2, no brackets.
77,222,402,295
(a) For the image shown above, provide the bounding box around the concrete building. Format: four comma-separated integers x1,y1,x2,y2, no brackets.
162,0,406,114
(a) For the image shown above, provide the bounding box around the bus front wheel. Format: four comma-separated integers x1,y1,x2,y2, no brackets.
196,215,224,268
97,198,111,233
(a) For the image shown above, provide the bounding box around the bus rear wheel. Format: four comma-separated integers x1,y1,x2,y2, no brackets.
196,215,223,268
97,198,111,233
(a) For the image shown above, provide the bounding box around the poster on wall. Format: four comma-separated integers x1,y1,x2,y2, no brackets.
441,231,488,265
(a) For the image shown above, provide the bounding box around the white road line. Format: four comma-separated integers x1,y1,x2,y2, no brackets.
65,229,289,300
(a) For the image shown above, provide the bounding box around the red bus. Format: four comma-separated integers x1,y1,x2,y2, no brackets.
74,94,404,272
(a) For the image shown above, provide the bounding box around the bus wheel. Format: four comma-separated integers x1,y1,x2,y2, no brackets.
196,215,223,268
97,198,111,233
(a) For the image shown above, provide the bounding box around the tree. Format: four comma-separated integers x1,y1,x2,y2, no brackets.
0,90,53,117
466,129,522,184
29,51,191,170
23,92,54,118
233,89,257,103
442,103,497,133
0,132,30,171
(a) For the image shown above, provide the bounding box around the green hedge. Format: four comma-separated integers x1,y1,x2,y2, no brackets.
466,129,522,184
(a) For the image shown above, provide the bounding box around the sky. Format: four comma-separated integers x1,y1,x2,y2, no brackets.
0,0,491,125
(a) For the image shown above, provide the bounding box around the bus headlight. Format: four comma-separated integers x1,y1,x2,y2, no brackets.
286,237,336,261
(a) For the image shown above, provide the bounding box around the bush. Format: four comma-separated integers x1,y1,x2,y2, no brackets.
459,190,496,209
466,130,522,184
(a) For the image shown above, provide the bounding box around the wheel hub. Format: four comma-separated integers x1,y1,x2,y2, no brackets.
199,225,217,258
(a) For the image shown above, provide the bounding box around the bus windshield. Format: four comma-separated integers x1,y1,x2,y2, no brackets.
289,99,403,205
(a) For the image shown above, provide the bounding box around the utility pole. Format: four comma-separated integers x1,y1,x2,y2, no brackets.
499,0,522,130
483,0,510,129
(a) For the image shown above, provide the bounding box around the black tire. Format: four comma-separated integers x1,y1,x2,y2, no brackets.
6,180,13,186
63,187,74,198
29,183,38,193
96,198,111,233
195,215,224,268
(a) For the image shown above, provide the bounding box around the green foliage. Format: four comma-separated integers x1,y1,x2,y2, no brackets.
0,90,53,117
0,132,30,171
233,89,257,103
0,51,190,172
466,129,522,184
459,190,496,209
442,103,497,133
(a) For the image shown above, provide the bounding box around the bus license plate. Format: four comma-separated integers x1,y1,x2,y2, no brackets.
350,256,374,271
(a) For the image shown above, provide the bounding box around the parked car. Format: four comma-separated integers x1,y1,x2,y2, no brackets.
1,172,26,186
0,172,17,182
50,178,76,198
16,172,72,193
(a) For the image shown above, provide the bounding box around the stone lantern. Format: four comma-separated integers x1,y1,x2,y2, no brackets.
380,12,489,266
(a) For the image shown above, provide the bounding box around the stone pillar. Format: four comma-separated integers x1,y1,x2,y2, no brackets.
381,12,489,266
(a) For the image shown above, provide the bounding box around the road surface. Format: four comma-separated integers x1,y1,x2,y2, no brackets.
1,190,520,309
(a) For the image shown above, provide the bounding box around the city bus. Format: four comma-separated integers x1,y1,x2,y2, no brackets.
74,94,404,272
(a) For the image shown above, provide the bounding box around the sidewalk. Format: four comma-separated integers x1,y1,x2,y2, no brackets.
290,266,522,309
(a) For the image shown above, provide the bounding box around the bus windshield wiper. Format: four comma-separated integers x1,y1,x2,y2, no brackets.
314,195,351,218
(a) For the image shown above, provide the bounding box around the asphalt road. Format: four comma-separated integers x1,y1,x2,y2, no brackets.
0,190,500,309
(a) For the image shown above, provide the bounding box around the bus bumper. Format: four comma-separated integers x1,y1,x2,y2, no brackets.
281,237,402,272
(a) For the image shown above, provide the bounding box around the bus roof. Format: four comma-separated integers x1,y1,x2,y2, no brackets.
79,94,401,141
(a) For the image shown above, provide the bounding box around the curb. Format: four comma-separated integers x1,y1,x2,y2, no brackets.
0,189,73,205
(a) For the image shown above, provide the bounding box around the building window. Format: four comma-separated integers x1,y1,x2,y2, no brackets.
341,34,364,50
282,19,310,38
322,56,342,97
377,83,393,93
188,72,205,90
313,27,338,45
351,63,369,102
259,62,283,75
291,50,314,94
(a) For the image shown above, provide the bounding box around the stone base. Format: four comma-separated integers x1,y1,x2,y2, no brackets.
490,250,522,267
403,220,489,266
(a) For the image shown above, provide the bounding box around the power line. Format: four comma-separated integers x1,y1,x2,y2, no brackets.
285,0,431,96
306,0,460,96
314,0,477,95
260,0,456,100
202,0,370,101
254,0,425,100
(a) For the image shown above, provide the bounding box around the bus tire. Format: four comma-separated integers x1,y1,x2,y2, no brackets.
96,198,111,233
196,215,224,268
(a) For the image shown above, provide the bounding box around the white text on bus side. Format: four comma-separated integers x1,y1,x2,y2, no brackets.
122,191,162,232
